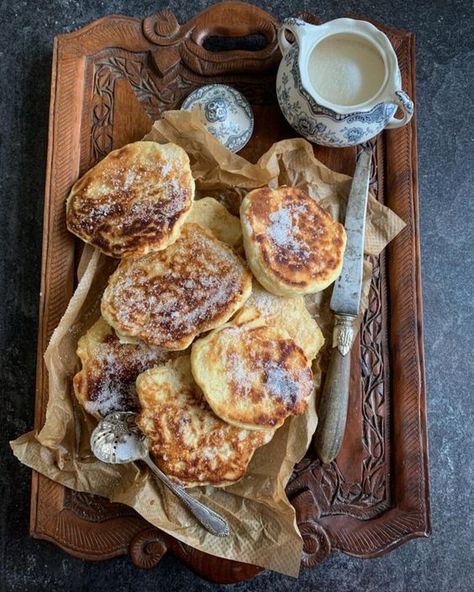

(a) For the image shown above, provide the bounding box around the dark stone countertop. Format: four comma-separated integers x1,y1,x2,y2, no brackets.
1,1,473,591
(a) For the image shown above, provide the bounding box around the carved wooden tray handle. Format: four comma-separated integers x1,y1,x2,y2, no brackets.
129,528,168,569
143,1,280,76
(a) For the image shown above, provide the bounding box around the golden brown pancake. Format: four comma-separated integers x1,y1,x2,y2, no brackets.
186,197,242,248
240,186,346,296
191,317,314,431
136,357,274,487
101,223,252,350
73,317,174,418
66,141,194,258
235,280,324,361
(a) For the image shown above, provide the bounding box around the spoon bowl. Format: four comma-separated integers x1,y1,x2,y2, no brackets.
91,411,149,464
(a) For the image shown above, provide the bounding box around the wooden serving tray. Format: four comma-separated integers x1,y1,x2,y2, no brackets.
32,2,430,583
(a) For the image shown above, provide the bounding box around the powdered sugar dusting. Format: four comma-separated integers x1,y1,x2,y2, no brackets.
268,208,293,247
83,330,172,417
85,380,135,417
250,289,280,316
223,327,312,411
106,225,249,347
267,206,309,258
264,362,298,403
123,170,137,190
228,351,249,389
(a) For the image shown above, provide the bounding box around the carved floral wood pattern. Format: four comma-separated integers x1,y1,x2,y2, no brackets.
31,3,430,583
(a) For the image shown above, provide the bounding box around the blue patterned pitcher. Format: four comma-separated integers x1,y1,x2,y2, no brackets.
276,18,414,147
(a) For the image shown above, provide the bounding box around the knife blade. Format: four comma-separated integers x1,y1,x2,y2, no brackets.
330,148,371,317
314,148,372,464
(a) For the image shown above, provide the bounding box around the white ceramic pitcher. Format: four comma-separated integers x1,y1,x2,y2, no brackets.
276,18,414,147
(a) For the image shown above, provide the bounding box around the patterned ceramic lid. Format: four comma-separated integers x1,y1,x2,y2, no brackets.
181,84,254,153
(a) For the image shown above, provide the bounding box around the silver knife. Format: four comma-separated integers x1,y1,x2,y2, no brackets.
314,148,372,464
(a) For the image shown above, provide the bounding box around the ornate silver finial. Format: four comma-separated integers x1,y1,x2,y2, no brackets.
332,315,356,356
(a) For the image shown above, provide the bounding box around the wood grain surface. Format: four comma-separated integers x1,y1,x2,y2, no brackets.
31,2,430,583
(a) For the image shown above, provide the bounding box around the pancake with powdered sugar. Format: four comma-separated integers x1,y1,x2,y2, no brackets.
73,317,175,418
101,223,252,350
66,141,194,258
191,316,314,431
136,356,273,487
240,186,346,296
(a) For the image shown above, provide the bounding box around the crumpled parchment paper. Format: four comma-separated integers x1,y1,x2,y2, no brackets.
11,109,405,577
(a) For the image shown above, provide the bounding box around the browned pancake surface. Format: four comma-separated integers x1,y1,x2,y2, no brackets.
136,357,273,487
241,186,346,294
101,224,252,349
191,319,314,430
66,141,194,258
73,317,174,418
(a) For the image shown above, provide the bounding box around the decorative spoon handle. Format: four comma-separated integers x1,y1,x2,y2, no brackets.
143,455,230,537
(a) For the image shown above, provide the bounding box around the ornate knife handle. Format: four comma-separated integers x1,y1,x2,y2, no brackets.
314,314,356,464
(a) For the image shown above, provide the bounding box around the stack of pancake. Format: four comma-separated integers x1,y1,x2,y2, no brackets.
68,141,345,487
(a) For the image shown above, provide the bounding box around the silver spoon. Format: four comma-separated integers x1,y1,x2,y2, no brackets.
90,411,230,537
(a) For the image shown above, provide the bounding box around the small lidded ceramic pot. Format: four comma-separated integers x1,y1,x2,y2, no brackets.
181,84,254,152
276,18,414,147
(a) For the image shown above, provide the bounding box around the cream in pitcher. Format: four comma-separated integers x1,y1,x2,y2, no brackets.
276,18,414,147
308,34,386,106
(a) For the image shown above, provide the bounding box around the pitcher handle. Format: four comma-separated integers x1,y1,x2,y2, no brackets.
385,90,414,129
278,17,312,54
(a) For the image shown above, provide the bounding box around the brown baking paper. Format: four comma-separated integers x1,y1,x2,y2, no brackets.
11,109,405,577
